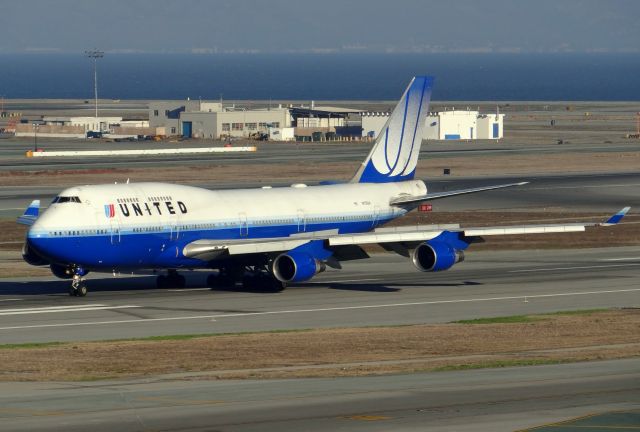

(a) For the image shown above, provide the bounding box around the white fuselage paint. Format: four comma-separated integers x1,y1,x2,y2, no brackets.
27,180,427,269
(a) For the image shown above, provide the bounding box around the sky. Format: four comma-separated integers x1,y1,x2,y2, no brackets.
1,0,639,54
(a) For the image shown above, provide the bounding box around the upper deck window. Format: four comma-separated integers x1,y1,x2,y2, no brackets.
52,196,81,204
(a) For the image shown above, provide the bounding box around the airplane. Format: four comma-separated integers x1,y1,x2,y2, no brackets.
18,76,630,297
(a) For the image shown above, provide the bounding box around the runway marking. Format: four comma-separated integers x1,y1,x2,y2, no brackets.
0,304,140,316
0,288,639,331
509,263,640,273
527,182,640,191
0,299,22,303
601,257,640,262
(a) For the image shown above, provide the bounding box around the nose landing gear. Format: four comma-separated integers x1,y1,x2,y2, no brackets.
69,266,88,297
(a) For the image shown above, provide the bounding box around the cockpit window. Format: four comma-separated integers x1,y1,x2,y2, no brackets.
52,196,81,204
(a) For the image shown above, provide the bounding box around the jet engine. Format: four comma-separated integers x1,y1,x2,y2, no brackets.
50,263,74,279
21,242,48,266
272,251,326,283
411,241,464,272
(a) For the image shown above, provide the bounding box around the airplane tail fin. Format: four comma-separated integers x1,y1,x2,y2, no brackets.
351,76,434,183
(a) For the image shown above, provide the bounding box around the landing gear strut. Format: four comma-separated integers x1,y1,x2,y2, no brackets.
69,267,88,297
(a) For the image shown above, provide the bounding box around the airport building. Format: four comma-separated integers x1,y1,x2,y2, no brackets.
149,100,366,141
180,107,292,140
14,116,156,139
364,110,505,140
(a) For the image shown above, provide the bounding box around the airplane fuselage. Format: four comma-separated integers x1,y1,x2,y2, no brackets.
27,180,427,270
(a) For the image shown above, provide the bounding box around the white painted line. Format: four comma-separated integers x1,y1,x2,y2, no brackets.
0,299,23,303
27,146,257,158
0,305,140,316
600,257,640,262
0,304,106,312
509,263,640,273
0,288,638,331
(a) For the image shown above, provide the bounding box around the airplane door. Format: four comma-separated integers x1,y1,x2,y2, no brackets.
372,205,380,227
169,213,180,241
239,212,248,237
110,217,121,244
297,209,306,232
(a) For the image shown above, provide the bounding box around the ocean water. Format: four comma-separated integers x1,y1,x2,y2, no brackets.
1,53,639,101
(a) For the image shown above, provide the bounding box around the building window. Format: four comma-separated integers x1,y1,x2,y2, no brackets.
164,110,170,117
222,123,230,131
258,122,267,128
246,122,257,130
153,110,159,116
232,123,243,131
170,127,176,134
271,122,280,128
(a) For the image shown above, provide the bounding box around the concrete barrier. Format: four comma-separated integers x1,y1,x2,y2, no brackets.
26,146,257,158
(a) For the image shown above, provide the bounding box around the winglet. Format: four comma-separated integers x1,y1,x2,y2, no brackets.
602,207,630,226
17,200,40,226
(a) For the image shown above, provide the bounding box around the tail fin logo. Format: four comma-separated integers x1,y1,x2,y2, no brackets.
353,76,434,183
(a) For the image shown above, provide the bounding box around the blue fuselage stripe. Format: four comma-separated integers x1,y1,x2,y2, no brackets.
28,217,395,270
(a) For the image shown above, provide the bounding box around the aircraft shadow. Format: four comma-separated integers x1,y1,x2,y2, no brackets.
0,278,483,297
306,280,483,292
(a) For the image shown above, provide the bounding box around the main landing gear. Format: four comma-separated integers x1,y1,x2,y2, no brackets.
156,269,186,289
207,265,285,292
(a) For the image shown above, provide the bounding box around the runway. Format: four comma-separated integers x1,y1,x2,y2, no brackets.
1,247,639,344
2,171,639,217
1,358,637,431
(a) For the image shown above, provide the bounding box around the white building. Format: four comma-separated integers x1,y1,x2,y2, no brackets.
365,110,505,140
180,108,292,139
361,112,391,139
476,113,504,139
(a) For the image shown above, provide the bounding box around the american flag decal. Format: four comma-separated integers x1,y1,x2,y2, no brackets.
104,204,115,218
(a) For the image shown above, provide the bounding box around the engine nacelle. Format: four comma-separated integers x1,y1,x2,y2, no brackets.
21,242,48,266
411,241,464,272
50,263,74,279
272,251,326,283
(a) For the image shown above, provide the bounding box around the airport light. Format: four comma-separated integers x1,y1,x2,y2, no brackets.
32,123,39,152
84,49,104,120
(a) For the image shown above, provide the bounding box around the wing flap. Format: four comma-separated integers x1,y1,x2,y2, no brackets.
391,182,528,206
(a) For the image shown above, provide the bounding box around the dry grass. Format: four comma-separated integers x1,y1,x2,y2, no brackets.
0,309,638,381
2,150,640,186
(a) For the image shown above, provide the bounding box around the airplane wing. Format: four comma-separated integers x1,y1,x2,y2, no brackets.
182,208,630,260
390,182,528,206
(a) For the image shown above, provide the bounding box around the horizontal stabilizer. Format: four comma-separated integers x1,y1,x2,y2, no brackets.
390,182,528,206
17,200,40,226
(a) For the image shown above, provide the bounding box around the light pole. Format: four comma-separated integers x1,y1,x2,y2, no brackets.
84,50,104,121
32,123,39,152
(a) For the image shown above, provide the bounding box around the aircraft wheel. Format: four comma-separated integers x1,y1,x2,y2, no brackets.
69,287,77,296
269,278,286,293
76,284,88,297
173,274,186,289
207,274,235,289
156,275,167,289
241,274,256,290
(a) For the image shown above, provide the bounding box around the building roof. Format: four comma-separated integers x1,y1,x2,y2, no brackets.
289,106,362,118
